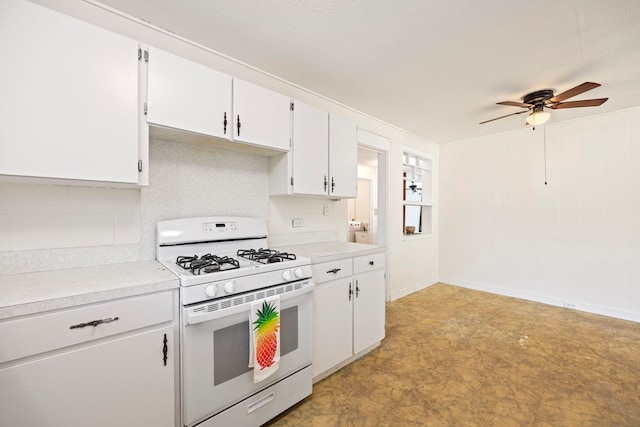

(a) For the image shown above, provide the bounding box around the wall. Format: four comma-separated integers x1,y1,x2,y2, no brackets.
3,0,440,302
440,108,640,322
0,137,269,275
268,197,347,247
388,137,440,300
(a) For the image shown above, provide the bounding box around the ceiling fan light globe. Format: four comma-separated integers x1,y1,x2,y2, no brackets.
526,111,551,126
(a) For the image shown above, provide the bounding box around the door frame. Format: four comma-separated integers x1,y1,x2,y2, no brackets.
356,129,390,301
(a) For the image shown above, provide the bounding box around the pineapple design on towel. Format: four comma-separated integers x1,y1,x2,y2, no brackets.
253,300,280,369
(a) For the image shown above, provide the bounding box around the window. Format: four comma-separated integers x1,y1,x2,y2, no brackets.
402,151,432,236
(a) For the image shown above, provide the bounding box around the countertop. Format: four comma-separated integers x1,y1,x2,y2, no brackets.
274,241,385,264
0,261,179,320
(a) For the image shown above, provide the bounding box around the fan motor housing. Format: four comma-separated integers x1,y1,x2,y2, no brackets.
523,89,554,105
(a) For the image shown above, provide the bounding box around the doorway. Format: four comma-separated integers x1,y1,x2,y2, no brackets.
348,147,383,245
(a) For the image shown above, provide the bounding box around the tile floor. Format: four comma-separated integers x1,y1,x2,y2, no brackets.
266,283,640,426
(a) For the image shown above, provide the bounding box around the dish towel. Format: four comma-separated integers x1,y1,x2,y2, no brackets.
249,295,281,383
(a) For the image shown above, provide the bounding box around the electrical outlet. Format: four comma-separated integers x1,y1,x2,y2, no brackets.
323,204,330,216
292,218,304,228
563,301,578,309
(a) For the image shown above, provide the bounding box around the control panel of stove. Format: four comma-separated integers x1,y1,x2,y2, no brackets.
202,221,238,233
189,265,313,302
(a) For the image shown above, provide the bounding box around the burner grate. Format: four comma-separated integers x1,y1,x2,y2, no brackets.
176,254,240,275
237,248,296,264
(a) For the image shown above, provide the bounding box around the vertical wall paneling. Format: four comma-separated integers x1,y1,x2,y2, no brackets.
602,112,631,310
553,121,582,301
579,116,606,306
538,125,560,298
630,109,640,313
440,107,640,321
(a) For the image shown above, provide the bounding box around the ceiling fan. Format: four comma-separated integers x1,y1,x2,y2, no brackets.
480,82,608,127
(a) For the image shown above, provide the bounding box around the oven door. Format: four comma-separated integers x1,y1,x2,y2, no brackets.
181,279,313,427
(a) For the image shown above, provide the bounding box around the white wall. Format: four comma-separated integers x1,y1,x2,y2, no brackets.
0,138,270,275
388,137,440,300
440,108,640,322
268,197,347,247
2,0,440,302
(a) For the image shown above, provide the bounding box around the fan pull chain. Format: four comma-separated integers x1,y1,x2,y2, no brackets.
543,125,548,185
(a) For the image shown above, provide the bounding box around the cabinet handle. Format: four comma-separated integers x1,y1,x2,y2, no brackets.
163,333,168,366
331,177,335,193
237,115,241,136
369,261,374,266
324,175,328,192
69,316,119,329
327,268,341,274
356,280,360,298
223,112,228,134
348,282,352,301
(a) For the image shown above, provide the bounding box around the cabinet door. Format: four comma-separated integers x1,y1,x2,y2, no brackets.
232,79,290,151
147,47,232,139
313,278,353,377
353,270,386,354
0,0,139,184
329,113,358,198
0,327,175,427
292,101,329,195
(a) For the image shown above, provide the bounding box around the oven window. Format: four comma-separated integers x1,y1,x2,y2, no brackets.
213,306,299,386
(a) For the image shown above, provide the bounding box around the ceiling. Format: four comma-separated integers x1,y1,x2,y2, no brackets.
93,0,640,144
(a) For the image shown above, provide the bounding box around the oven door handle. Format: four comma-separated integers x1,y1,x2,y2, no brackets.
185,282,314,326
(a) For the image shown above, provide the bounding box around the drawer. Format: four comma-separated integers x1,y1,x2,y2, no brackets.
353,252,385,274
311,259,352,284
0,291,174,364
201,366,312,427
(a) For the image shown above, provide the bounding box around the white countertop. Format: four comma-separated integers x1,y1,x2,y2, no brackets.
274,241,385,264
0,261,179,320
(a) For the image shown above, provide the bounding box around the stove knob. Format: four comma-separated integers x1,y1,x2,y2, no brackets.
205,285,217,298
282,270,292,281
294,267,304,278
224,281,235,293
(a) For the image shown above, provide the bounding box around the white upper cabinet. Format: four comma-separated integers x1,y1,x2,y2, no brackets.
147,47,232,139
271,100,357,197
292,101,330,195
146,50,290,152
232,79,291,151
328,113,358,198
0,0,142,185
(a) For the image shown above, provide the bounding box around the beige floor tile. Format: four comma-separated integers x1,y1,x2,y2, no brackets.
266,283,640,426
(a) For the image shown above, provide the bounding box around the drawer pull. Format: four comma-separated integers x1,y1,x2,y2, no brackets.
69,316,119,329
327,268,342,274
247,392,274,414
369,261,374,266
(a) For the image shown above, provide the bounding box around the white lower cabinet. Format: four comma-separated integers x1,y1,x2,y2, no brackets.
312,252,386,379
313,276,354,376
0,291,177,427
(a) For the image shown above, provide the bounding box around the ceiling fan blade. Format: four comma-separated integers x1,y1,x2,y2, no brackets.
479,109,529,124
549,98,608,109
497,101,532,108
550,82,601,103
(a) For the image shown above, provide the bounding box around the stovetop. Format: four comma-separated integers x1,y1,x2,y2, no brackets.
156,217,312,301
160,248,307,282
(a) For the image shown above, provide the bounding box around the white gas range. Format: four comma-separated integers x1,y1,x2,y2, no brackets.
157,216,314,427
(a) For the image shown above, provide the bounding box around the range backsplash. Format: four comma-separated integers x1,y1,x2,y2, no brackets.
1,138,348,275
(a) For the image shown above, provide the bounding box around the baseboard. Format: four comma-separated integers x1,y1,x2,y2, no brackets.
439,276,640,323
389,276,438,301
